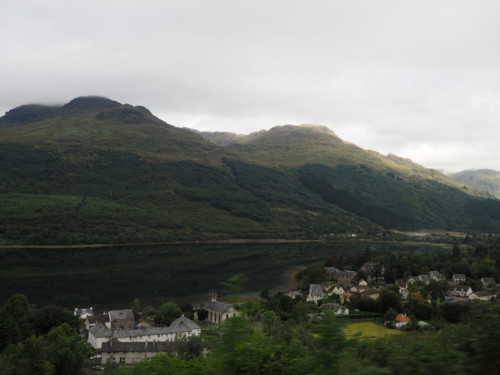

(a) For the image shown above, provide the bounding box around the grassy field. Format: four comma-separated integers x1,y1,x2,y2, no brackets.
343,322,403,340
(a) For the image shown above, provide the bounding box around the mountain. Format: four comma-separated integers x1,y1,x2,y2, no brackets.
449,169,500,199
1,96,500,245
0,96,217,163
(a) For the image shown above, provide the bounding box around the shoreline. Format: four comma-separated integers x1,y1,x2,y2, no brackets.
0,238,456,250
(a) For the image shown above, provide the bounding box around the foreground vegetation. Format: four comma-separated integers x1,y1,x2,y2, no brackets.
1,237,499,374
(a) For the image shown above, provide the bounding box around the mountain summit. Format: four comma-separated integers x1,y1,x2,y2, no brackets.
1,97,499,245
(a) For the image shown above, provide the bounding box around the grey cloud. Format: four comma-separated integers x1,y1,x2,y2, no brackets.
1,0,500,172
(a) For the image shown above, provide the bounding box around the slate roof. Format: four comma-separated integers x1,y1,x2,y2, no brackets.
101,338,175,353
309,284,325,297
473,290,496,297
109,309,134,321
89,316,200,339
207,300,234,313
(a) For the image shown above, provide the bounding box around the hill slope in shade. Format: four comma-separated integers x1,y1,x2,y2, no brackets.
449,169,500,199
1,96,500,245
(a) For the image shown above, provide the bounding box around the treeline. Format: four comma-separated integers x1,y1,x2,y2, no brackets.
0,294,90,375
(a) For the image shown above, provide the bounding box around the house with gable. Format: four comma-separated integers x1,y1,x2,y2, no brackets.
481,277,496,287
429,271,445,281
206,292,239,324
322,303,349,315
452,274,466,283
449,285,473,298
469,290,497,301
394,313,411,328
307,284,326,304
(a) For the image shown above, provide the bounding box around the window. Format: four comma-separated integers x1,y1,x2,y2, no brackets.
119,357,126,364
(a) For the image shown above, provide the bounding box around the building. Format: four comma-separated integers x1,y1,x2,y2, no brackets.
449,285,473,297
469,290,496,301
100,339,175,365
88,315,201,350
452,274,466,283
108,309,135,330
306,284,325,304
74,307,94,320
394,313,411,328
206,292,239,324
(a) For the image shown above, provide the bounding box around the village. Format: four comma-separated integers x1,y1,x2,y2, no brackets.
76,255,499,369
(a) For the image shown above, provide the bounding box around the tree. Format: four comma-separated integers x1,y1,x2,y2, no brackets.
377,290,401,314
154,302,182,326
0,294,33,351
0,336,52,375
45,323,91,375
32,305,80,335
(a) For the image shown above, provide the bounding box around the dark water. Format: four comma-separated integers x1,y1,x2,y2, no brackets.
0,241,438,310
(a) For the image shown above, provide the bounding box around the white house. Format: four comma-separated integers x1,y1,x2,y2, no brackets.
100,339,175,365
469,290,496,301
307,284,325,304
88,315,201,350
449,285,473,297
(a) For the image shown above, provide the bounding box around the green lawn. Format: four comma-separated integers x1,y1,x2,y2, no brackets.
343,322,403,340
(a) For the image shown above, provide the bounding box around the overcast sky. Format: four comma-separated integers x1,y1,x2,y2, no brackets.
1,0,499,172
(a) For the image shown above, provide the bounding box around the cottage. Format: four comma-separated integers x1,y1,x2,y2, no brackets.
287,290,302,299
324,285,345,295
469,290,496,301
481,277,496,287
408,275,432,285
429,271,445,281
322,303,349,315
307,284,326,304
394,313,411,328
452,274,466,283
449,285,473,297
100,339,176,365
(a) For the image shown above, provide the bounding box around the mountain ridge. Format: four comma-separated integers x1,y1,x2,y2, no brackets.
1,96,499,245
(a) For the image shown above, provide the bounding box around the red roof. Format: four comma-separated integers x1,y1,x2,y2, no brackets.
394,313,411,322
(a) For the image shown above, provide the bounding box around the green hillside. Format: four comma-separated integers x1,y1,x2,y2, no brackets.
1,96,500,245
449,169,500,199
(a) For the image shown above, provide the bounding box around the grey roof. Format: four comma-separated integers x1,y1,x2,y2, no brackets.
90,316,200,339
101,338,175,353
452,285,471,292
169,315,201,332
481,277,496,284
452,274,466,279
87,315,110,325
207,300,234,313
473,290,496,297
309,284,325,297
109,309,134,321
